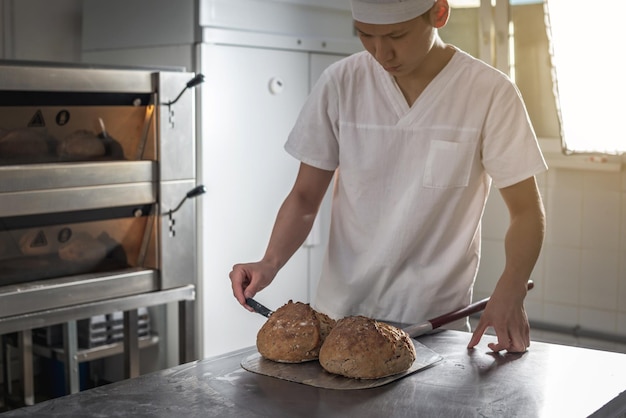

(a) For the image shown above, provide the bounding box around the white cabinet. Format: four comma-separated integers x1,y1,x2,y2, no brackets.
198,46,350,357
198,44,311,355
197,0,353,38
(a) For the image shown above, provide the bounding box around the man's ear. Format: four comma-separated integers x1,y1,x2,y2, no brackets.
432,0,450,29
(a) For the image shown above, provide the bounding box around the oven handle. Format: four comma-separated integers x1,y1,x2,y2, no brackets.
167,185,206,216
163,74,205,106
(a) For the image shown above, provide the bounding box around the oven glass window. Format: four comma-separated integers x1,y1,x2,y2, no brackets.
0,92,156,165
0,205,156,286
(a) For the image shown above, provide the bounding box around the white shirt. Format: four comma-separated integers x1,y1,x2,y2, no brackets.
285,48,547,326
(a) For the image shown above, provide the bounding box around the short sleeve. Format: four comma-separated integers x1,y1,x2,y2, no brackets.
481,80,547,188
285,70,340,171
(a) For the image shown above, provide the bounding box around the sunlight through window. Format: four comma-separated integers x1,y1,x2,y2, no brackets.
545,0,626,155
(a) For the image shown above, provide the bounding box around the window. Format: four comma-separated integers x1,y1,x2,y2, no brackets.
545,0,626,155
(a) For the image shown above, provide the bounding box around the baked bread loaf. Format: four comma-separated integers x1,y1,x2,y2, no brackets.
319,316,416,379
256,300,335,363
58,232,107,264
0,128,57,162
57,130,106,160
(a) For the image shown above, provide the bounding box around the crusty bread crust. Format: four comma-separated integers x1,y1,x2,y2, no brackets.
319,316,416,379
57,130,106,160
0,128,56,159
256,300,335,363
58,232,107,263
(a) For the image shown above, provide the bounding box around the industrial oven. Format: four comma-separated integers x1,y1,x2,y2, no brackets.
0,61,202,404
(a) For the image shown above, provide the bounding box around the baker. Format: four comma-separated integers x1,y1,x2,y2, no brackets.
229,0,547,353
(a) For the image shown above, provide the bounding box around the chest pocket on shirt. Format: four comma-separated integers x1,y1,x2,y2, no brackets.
423,139,475,188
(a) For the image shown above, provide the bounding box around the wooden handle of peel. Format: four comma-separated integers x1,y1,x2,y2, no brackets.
429,281,535,330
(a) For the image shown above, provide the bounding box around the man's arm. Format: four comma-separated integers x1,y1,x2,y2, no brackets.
467,176,546,352
230,162,334,309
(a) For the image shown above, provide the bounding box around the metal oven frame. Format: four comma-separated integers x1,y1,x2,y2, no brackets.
0,62,200,406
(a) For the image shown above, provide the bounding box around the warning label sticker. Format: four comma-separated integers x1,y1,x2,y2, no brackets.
30,230,48,248
28,110,46,127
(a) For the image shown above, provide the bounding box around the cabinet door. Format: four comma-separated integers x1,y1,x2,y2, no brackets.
199,44,310,357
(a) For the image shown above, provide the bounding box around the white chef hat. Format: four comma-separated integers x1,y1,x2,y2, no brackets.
351,0,437,24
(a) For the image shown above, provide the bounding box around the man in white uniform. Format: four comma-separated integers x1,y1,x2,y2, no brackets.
230,0,546,353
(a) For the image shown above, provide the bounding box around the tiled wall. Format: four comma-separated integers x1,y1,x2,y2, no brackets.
475,166,626,340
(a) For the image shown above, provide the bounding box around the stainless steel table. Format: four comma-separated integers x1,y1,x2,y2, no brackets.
2,330,625,417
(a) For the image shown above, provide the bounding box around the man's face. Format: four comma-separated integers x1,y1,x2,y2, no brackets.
354,14,436,78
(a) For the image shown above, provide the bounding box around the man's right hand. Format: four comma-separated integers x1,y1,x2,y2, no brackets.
229,261,277,311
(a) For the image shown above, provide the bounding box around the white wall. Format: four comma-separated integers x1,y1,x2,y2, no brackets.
0,0,82,62
0,2,5,57
475,168,626,344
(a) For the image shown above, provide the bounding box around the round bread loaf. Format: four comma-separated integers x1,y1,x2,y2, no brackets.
319,316,416,379
58,232,107,264
0,128,56,161
256,300,335,363
57,130,106,160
